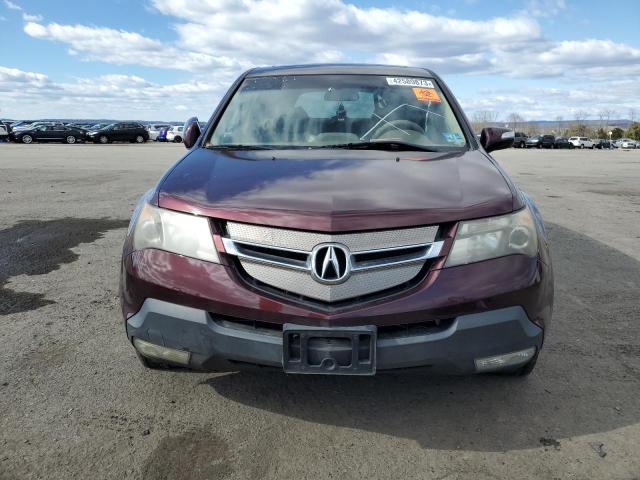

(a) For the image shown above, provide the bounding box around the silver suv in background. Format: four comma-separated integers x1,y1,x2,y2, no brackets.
166,125,184,143
568,137,594,149
615,138,637,149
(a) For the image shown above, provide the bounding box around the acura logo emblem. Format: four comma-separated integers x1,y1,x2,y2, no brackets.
310,243,351,284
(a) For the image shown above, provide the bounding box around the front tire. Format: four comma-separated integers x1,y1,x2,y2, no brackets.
21,135,33,144
66,135,76,144
98,135,109,144
135,135,145,143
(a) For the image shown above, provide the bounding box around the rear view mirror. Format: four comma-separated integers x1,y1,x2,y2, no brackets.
480,127,514,153
324,88,359,102
183,116,202,149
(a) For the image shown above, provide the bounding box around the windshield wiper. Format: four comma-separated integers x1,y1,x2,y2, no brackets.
317,140,441,152
205,144,276,150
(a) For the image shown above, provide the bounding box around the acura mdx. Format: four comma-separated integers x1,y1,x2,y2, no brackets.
121,64,553,376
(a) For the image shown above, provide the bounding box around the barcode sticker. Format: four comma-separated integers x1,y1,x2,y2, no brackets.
386,77,435,88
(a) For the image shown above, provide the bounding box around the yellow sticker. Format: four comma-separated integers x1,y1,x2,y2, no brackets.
412,87,441,103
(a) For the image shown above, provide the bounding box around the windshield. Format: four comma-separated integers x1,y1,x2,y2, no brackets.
207,74,467,151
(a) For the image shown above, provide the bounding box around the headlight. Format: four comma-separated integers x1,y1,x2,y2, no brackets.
132,203,220,263
445,208,538,267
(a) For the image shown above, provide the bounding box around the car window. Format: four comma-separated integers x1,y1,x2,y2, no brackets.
209,74,468,150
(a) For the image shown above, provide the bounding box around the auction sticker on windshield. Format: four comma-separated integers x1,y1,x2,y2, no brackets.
412,87,441,103
386,77,435,88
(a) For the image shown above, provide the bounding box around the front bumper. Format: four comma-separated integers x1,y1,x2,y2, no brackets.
126,298,543,374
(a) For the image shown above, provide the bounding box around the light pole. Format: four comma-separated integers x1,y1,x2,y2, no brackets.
608,130,613,149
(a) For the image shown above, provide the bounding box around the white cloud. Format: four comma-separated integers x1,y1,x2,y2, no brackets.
0,65,51,89
6,0,640,120
150,0,541,73
0,65,223,119
19,1,640,83
22,12,42,21
459,80,640,121
538,39,640,67
3,0,21,11
3,0,43,24
23,21,246,74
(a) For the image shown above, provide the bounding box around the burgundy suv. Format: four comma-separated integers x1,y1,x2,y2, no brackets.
120,65,553,376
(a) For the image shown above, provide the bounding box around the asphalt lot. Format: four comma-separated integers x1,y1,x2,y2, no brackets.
1,143,639,480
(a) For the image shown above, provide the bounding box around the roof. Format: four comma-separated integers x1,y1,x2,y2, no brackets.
246,63,437,78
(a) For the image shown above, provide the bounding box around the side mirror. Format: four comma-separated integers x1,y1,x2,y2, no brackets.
183,116,202,149
480,127,514,153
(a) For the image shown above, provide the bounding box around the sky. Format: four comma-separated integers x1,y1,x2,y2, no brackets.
0,0,639,122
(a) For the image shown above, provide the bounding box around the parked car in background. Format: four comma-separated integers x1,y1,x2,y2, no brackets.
9,120,35,130
122,64,553,377
12,121,50,132
553,137,572,149
593,139,612,149
12,124,86,144
0,122,10,142
513,132,527,148
568,137,594,149
525,135,541,148
166,125,184,143
147,124,172,141
617,138,637,149
86,122,149,144
525,135,554,148
66,123,91,131
540,135,556,148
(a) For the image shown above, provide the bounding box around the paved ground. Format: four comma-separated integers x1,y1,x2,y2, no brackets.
1,143,639,480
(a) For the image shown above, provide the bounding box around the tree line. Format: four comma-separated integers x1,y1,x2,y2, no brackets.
471,108,640,140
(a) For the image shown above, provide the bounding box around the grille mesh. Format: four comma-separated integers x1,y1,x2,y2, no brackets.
226,222,438,252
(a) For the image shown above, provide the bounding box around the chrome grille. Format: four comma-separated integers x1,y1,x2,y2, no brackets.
226,222,438,252
223,221,442,303
241,261,424,302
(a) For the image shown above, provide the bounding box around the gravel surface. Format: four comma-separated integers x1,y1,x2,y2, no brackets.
1,143,639,479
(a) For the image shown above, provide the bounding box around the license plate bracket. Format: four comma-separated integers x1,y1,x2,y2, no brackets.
282,324,376,375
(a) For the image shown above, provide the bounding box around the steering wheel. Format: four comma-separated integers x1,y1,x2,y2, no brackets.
370,119,424,139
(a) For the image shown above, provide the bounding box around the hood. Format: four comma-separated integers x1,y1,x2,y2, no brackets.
158,148,517,232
